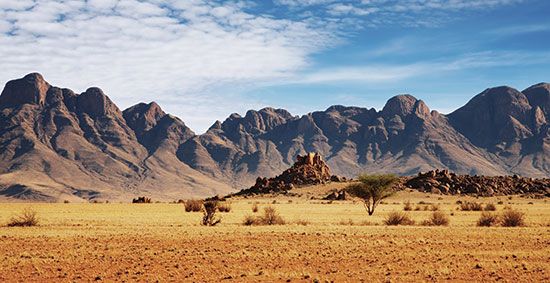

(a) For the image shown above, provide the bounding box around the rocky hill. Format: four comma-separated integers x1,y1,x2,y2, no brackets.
0,73,549,201
0,73,231,202
236,152,345,195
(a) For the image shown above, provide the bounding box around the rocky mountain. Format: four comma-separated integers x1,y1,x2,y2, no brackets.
0,73,231,202
0,73,548,202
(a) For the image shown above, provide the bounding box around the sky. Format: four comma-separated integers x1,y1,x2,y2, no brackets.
1,0,549,133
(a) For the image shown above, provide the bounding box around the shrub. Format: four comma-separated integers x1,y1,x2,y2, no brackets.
242,215,258,226
484,203,496,211
243,206,285,225
184,199,203,212
294,219,310,226
251,202,259,213
346,174,399,216
384,211,415,226
501,209,526,227
459,201,483,211
338,219,355,226
201,201,221,226
63,200,70,204
7,208,38,227
260,206,285,225
422,211,450,226
403,201,412,211
477,212,499,227
217,202,231,213
414,205,421,211
429,204,440,211
497,201,504,205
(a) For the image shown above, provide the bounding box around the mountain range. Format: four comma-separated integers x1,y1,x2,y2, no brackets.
0,73,548,202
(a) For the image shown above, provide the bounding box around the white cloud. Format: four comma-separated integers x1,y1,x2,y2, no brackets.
285,51,550,85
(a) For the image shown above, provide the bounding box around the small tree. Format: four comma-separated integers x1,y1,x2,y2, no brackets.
346,174,399,216
201,201,221,226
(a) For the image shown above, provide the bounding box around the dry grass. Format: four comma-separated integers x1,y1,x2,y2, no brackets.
459,201,483,211
0,191,548,281
477,211,500,227
184,199,203,212
6,208,38,227
384,211,415,226
422,211,450,226
501,209,526,227
217,202,232,213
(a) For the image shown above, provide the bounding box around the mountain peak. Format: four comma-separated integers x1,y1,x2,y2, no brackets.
77,87,120,118
123,101,167,134
522,83,550,112
382,94,429,117
0,72,50,107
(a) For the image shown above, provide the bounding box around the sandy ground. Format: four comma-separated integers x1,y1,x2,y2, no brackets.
0,190,548,282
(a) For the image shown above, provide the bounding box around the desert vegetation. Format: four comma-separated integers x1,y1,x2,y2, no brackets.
6,208,38,227
243,206,285,226
476,209,526,227
422,211,450,226
346,174,399,215
184,199,203,212
384,211,415,226
501,209,526,227
201,201,221,226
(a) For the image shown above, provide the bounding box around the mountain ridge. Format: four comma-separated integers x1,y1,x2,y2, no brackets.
0,73,548,202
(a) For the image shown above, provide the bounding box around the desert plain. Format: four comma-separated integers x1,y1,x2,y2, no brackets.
0,186,549,282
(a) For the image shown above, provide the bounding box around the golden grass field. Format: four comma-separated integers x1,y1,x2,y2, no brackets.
0,186,549,282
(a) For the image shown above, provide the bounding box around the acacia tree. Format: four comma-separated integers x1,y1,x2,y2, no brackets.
346,174,399,216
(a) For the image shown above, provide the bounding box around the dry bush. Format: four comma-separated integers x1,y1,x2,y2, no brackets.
294,219,310,226
217,202,231,213
430,204,440,211
201,201,221,226
484,203,497,211
403,201,412,211
384,211,415,226
260,206,285,225
497,200,504,205
501,209,526,227
477,212,500,227
460,201,483,211
251,202,259,213
184,199,203,212
422,211,450,226
338,219,355,226
242,215,258,226
414,205,421,211
7,208,38,227
243,206,285,226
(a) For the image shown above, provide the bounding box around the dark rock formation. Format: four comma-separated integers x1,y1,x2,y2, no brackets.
405,169,550,197
236,152,344,195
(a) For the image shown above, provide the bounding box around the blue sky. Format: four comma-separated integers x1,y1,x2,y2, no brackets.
0,0,549,132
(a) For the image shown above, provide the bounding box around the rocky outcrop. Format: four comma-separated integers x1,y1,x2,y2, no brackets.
405,169,550,197
236,152,344,195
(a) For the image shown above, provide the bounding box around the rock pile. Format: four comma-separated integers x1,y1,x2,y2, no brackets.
237,153,345,195
405,169,550,197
